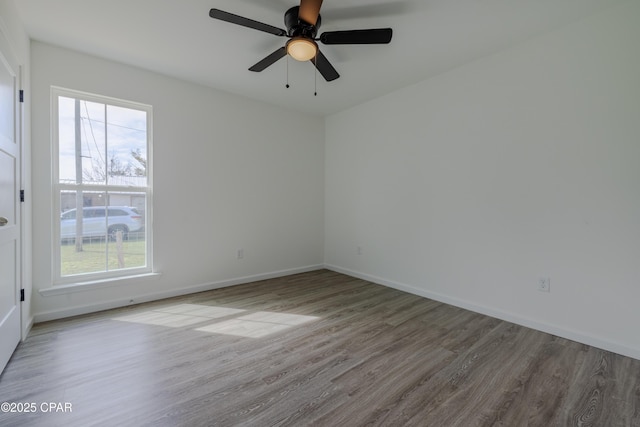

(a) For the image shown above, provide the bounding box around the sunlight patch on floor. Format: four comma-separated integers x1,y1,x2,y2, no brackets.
155,304,246,318
113,311,209,327
237,311,319,325
113,304,247,328
113,304,319,337
195,311,319,338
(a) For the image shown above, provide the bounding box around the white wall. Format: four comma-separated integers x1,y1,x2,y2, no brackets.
0,0,32,338
325,1,640,359
31,42,325,320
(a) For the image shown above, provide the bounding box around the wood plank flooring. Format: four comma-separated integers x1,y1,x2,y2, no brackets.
0,270,638,426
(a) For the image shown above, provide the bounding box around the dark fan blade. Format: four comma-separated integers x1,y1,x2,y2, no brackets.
320,28,393,45
298,0,323,26
209,9,286,37
249,47,287,72
310,50,339,82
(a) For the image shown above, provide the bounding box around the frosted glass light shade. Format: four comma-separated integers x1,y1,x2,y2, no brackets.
287,37,318,61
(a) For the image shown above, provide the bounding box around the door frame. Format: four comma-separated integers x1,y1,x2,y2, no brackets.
0,24,23,374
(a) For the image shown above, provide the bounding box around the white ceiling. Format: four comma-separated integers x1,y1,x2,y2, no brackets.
13,0,624,116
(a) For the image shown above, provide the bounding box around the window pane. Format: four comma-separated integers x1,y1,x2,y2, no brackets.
60,190,107,230
58,97,107,185
106,105,147,186
58,96,78,183
60,191,147,276
81,100,107,185
58,99,148,186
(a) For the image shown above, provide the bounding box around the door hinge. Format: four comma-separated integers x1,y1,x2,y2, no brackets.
20,289,25,302
19,90,24,103
20,190,25,203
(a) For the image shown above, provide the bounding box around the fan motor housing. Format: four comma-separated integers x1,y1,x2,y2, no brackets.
285,6,320,38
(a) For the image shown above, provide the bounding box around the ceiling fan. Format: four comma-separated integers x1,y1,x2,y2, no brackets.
209,0,393,82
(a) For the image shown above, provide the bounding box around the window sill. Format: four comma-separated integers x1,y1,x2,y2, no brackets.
39,272,161,297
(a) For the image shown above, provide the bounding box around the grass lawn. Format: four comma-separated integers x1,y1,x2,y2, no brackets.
61,238,146,276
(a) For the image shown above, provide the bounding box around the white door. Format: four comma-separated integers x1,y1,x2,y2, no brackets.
0,29,21,374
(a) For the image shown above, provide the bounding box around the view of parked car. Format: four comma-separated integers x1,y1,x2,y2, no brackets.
60,206,144,241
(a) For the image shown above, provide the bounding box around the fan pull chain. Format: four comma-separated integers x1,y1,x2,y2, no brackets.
314,51,318,96
286,55,290,89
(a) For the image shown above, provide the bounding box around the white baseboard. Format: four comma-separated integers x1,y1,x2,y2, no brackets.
324,264,640,361
33,264,324,323
32,262,640,361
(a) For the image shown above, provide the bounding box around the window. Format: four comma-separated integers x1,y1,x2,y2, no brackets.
52,87,152,283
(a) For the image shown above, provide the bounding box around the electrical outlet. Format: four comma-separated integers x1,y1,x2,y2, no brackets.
538,277,550,292
237,249,244,260
357,246,363,255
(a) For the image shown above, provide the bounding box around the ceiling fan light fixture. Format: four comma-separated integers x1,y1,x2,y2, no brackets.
286,37,317,61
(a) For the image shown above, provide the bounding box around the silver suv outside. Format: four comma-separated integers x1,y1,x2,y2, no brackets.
60,206,144,241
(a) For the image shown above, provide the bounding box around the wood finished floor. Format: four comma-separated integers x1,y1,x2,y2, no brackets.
1,270,639,426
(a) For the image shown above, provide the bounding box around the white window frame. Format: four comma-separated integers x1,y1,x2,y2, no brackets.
51,86,153,285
